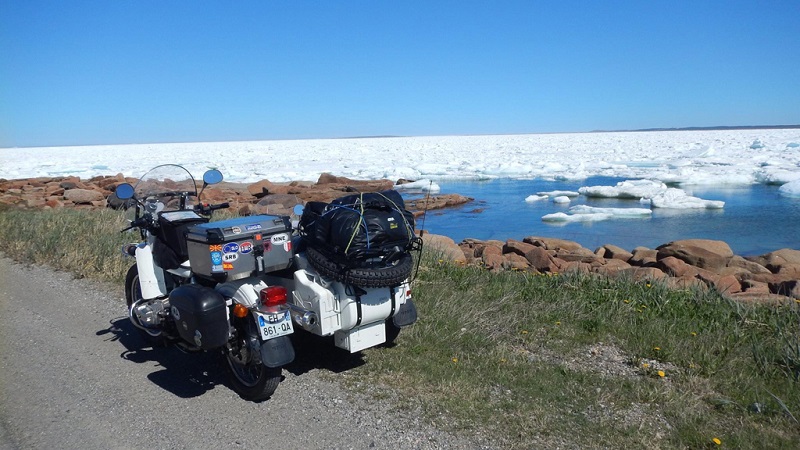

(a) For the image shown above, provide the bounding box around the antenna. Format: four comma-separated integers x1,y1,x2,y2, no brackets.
417,180,433,237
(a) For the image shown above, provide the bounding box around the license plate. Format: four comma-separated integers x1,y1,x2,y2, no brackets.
255,310,294,340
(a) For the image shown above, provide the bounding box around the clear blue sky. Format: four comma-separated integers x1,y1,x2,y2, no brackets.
2,0,799,148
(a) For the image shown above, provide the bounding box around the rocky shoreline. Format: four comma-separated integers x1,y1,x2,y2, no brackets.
420,233,800,303
2,172,798,303
0,172,472,216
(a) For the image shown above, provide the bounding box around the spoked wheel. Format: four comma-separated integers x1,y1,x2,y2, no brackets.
124,264,165,345
224,333,282,401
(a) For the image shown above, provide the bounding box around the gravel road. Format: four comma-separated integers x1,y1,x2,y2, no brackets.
0,256,494,450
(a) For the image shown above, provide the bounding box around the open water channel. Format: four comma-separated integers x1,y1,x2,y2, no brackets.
414,177,800,256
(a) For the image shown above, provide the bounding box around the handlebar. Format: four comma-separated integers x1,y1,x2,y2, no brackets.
120,213,154,233
119,202,230,233
194,202,230,215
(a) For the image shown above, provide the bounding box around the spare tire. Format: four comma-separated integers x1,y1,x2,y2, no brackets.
305,246,413,288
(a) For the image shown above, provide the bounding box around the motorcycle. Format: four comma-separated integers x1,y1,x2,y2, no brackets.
115,164,419,401
115,164,295,401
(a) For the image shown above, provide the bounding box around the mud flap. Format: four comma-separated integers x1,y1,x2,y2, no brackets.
259,335,295,368
392,299,417,327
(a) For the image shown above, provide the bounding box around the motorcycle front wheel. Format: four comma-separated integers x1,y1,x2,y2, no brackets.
224,350,282,401
124,264,166,346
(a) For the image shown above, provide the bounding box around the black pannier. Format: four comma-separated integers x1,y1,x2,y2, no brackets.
299,190,416,266
153,211,209,270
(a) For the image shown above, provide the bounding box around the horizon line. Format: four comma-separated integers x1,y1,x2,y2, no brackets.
3,124,799,150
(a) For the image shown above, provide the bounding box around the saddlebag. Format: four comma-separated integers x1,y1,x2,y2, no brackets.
169,284,229,349
298,190,416,268
186,215,293,282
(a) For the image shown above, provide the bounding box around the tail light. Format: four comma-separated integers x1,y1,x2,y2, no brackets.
260,286,287,308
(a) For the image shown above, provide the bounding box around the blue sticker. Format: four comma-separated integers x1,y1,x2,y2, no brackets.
223,242,240,254
210,251,223,265
246,223,262,231
258,315,266,327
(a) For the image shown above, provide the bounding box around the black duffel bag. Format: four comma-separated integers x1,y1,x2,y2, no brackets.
299,190,416,266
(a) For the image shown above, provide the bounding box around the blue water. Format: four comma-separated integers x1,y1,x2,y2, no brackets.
412,177,800,256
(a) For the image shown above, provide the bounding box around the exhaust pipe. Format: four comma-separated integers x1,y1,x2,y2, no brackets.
287,304,318,327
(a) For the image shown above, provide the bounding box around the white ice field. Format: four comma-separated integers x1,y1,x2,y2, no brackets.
2,128,799,223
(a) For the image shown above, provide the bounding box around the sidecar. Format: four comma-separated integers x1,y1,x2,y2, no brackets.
266,251,417,352
268,189,420,352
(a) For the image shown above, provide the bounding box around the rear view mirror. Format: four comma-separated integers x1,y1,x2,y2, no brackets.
203,169,223,185
115,183,135,199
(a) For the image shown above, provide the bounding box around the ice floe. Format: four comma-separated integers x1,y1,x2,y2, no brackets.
552,196,572,204
568,205,653,217
393,179,441,193
541,205,652,223
538,190,580,197
578,179,667,199
542,212,613,222
779,179,800,198
524,194,548,202
647,188,725,209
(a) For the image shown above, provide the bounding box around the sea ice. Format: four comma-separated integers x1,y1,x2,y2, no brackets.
538,190,580,197
552,196,571,204
647,188,725,209
578,179,667,199
524,194,548,202
541,212,613,222
2,129,800,185
568,205,653,217
393,179,441,193
779,180,800,198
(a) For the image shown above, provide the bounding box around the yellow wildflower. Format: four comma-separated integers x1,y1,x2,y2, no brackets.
521,330,528,335
658,370,665,378
712,437,721,445
452,357,458,363
653,347,661,351
555,321,561,326
691,332,697,337
623,299,630,304
642,363,650,369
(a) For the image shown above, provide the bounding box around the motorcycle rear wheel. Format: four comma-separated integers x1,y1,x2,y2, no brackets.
125,264,166,346
224,351,282,401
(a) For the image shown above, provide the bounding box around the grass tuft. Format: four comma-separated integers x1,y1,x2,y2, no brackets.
1,207,799,448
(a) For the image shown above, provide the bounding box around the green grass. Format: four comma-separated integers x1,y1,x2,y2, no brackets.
1,207,799,448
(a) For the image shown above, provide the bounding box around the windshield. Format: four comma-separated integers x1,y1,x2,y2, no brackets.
133,164,198,200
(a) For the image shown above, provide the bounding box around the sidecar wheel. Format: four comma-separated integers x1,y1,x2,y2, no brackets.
224,353,282,401
125,265,165,346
